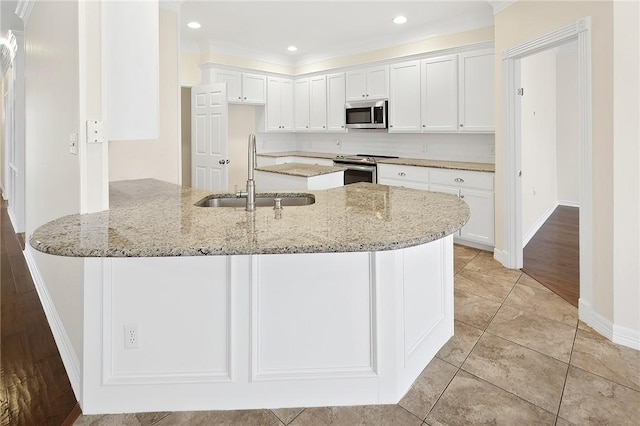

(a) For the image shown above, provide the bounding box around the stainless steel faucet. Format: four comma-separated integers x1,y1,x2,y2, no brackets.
245,133,257,211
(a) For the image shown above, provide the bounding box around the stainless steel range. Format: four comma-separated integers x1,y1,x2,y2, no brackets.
333,154,399,185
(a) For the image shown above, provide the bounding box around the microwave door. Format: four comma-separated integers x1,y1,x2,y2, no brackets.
346,106,373,129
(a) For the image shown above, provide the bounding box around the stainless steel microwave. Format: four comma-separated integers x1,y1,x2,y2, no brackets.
345,100,388,129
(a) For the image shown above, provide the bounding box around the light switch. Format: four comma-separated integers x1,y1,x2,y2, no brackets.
86,120,104,143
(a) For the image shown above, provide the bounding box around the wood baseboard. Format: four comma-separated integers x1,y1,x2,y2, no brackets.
61,403,82,426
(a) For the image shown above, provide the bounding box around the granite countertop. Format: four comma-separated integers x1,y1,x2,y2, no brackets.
257,151,495,173
255,163,346,177
30,179,469,258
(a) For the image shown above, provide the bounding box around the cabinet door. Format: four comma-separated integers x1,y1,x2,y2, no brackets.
458,49,494,132
280,79,294,131
389,60,422,133
366,66,389,100
266,78,282,132
242,73,267,104
326,73,346,132
459,188,495,245
216,70,242,103
345,70,367,101
421,55,458,132
428,184,460,197
309,75,327,132
294,78,310,132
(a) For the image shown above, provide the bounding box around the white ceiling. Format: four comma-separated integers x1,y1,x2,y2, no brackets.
179,1,495,67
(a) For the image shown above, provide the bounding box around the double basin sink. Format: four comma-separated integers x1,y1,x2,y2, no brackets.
196,194,315,208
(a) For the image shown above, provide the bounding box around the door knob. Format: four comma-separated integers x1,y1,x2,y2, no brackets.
225,159,230,164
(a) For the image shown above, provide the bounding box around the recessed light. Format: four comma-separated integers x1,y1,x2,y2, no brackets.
287,46,298,52
393,16,407,24
187,22,201,29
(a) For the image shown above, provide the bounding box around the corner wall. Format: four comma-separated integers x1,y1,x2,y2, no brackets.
109,8,180,184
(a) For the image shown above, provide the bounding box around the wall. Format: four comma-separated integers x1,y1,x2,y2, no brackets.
556,41,580,206
24,0,84,362
109,8,180,184
228,105,257,191
180,87,191,187
612,0,640,336
520,49,558,244
1,72,6,195
495,1,624,332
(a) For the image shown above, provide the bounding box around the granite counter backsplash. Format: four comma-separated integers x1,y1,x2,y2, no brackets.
30,179,469,258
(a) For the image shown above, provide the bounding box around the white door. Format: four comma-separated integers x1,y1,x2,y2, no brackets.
459,188,495,245
191,84,229,192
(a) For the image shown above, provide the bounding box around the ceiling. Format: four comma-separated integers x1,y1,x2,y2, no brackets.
179,1,495,67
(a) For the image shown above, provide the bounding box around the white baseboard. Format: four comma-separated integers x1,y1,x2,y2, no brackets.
579,298,640,350
522,204,557,248
493,248,510,268
23,246,82,400
558,200,580,208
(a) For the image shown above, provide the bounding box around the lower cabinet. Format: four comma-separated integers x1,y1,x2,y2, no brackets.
378,164,495,248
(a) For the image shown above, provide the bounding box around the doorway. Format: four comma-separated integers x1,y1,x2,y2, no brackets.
501,18,593,315
517,42,580,307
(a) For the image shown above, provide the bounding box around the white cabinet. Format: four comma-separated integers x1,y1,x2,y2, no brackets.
294,78,310,132
389,60,422,133
326,73,346,132
377,164,429,190
458,49,494,132
346,65,389,101
309,75,327,132
209,69,267,105
266,77,294,132
421,55,459,132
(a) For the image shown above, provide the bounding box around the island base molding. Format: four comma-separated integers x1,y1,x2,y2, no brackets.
75,237,454,414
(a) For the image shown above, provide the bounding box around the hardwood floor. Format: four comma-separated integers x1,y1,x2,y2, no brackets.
1,199,79,426
522,206,579,307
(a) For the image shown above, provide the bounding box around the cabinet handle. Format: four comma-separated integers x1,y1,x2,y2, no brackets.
398,172,406,177
454,178,464,183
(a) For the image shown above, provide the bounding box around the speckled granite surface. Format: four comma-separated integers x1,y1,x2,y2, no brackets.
29,179,469,258
255,163,346,177
258,151,494,172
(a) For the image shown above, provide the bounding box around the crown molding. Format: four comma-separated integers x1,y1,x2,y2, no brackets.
489,0,517,15
15,0,36,27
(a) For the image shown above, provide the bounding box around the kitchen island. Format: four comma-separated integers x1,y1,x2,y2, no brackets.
29,179,469,414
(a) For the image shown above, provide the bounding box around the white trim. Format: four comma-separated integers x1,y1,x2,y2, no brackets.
522,203,557,248
15,0,36,27
23,246,82,400
490,1,517,15
558,200,580,208
579,299,640,350
493,247,509,266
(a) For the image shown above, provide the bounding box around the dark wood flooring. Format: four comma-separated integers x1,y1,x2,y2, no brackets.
522,206,580,307
1,198,79,425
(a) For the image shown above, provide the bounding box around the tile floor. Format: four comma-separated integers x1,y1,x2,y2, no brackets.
74,246,640,425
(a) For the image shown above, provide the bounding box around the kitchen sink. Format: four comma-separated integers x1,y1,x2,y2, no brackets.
196,194,315,208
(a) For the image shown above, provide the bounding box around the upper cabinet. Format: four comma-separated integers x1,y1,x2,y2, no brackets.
458,49,494,132
203,68,267,105
326,73,346,132
309,75,327,132
421,55,459,132
345,65,389,101
294,78,311,132
266,77,294,132
388,60,422,133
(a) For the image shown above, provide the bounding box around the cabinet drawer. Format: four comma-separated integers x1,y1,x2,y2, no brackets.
429,169,493,191
377,164,429,184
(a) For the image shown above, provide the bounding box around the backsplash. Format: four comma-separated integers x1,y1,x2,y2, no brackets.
256,132,495,164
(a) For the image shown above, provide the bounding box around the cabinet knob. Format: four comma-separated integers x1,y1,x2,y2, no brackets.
459,124,464,127
398,172,406,177
306,126,309,128
422,124,426,127
460,195,465,198
366,94,369,97
362,94,365,97
238,96,241,100
244,97,247,100
389,125,393,128
323,125,326,128
341,125,344,128
454,178,464,183
226,159,230,164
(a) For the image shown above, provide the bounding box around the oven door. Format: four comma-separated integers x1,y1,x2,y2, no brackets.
335,163,377,185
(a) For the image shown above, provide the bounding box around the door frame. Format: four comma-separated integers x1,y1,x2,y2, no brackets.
500,18,592,311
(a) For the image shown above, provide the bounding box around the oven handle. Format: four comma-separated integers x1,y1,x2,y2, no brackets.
334,163,376,172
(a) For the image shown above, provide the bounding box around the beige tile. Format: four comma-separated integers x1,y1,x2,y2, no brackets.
399,357,458,419
154,409,284,426
462,251,523,282
426,370,556,425
517,273,552,292
73,414,142,426
271,408,305,424
289,405,421,426
486,305,576,362
436,320,483,367
456,269,516,303
454,288,502,330
558,366,640,425
554,417,577,426
136,412,171,425
462,334,568,413
453,245,481,273
503,284,578,327
570,328,640,391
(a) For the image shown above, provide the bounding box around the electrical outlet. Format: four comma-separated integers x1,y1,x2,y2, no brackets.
336,139,341,149
124,323,139,349
69,133,78,155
